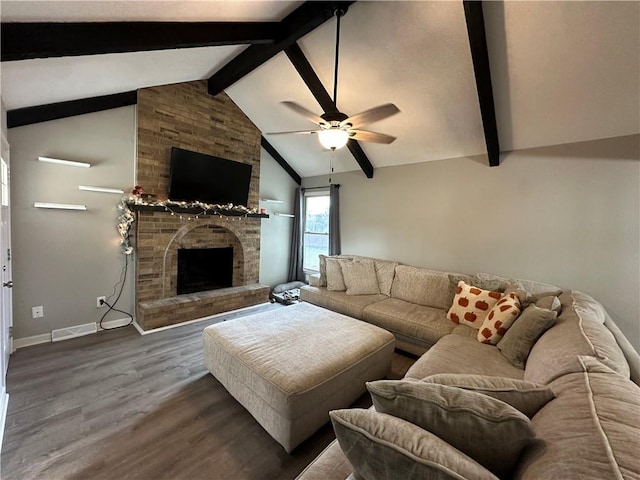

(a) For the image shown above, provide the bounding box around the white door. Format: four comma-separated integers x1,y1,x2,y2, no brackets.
0,134,12,385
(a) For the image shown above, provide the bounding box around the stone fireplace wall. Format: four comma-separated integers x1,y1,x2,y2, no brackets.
134,81,267,330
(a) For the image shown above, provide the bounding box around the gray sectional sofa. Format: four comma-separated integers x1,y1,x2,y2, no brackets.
297,255,640,480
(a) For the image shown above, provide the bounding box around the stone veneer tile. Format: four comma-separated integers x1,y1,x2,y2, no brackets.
135,81,265,330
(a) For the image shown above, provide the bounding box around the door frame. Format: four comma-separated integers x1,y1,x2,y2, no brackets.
0,131,11,452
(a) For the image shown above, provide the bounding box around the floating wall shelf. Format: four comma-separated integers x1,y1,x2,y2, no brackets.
38,156,91,168
273,213,295,218
79,185,124,194
34,202,87,211
260,198,284,204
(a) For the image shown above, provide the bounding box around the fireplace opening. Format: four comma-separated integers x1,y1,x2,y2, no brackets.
177,247,233,295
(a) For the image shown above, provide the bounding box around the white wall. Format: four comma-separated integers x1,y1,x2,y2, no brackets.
304,135,640,350
8,107,136,340
259,151,298,287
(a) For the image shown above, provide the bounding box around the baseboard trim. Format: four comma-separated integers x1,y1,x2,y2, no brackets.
13,303,272,345
14,333,51,349
99,317,133,330
14,317,134,350
133,302,272,335
0,388,8,453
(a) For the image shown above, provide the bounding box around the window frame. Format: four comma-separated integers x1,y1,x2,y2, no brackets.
302,189,330,273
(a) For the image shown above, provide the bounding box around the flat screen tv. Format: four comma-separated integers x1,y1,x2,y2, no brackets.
168,147,252,206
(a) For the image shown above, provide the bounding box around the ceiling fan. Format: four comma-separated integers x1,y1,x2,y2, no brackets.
268,8,400,151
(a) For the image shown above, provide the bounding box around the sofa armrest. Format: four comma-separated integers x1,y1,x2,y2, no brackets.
308,273,323,287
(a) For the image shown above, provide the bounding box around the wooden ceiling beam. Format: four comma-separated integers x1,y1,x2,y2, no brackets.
7,92,302,187
261,137,302,185
284,42,374,179
463,1,500,167
1,21,278,61
208,1,355,96
7,91,138,128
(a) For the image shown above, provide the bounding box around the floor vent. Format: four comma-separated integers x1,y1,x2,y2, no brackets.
51,323,97,342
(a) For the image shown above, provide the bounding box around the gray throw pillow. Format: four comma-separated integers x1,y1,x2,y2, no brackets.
535,295,562,312
318,254,329,287
330,409,500,480
497,304,558,368
326,257,348,291
422,374,555,418
341,258,380,295
367,380,535,479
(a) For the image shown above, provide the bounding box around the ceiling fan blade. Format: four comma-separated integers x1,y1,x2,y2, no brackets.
341,103,400,128
282,101,327,126
266,130,319,135
349,129,397,144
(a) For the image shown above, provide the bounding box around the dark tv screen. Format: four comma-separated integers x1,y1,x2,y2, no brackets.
168,147,252,206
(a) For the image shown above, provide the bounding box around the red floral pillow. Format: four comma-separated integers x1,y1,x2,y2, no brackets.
447,281,502,329
477,293,522,345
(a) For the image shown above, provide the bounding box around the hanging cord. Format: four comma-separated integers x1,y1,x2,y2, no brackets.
333,9,344,108
99,254,134,330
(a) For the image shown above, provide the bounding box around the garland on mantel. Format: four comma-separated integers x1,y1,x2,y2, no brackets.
117,195,259,256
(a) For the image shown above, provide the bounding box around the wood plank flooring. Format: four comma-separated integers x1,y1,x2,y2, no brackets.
1,304,416,480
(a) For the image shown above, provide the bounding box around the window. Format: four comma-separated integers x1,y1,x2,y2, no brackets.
303,193,330,271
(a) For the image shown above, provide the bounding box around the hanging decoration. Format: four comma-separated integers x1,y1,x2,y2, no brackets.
116,187,260,255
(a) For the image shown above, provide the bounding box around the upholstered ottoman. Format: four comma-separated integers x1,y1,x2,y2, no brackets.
202,302,395,453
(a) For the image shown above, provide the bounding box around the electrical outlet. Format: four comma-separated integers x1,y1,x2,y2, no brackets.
97,296,106,308
32,306,44,318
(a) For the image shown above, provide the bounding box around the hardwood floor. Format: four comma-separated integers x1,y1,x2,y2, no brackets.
1,304,415,480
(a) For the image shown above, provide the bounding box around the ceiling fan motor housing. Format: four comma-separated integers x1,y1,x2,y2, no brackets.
321,111,349,124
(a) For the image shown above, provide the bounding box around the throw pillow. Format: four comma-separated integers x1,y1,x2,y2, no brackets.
330,409,500,480
535,295,562,312
447,281,502,329
341,258,380,295
447,273,510,306
477,292,522,345
367,380,535,479
503,286,534,307
326,257,349,291
318,254,329,287
497,304,558,368
374,259,399,297
421,374,555,418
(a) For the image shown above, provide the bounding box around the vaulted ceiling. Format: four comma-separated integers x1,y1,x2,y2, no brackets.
1,1,638,179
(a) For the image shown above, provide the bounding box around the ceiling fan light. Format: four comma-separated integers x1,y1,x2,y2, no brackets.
318,129,349,150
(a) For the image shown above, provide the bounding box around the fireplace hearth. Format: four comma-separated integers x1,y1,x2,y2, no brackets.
177,247,233,295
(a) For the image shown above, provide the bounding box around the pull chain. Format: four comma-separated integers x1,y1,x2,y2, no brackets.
329,151,335,184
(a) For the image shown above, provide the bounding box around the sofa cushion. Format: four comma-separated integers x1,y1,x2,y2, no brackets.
299,286,387,320
477,292,522,345
447,281,502,329
524,290,630,384
363,298,455,350
390,265,450,310
295,439,353,480
330,409,499,480
422,374,555,418
342,258,380,296
405,334,525,380
516,356,640,479
367,380,535,479
497,304,558,369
